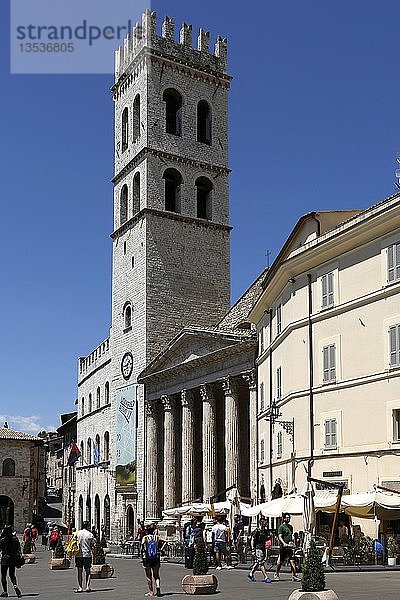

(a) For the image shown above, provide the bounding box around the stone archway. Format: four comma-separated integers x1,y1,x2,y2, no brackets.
0,496,14,529
78,495,83,529
126,504,134,536
94,494,100,535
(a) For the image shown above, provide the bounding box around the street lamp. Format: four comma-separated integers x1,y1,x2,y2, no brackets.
265,400,296,493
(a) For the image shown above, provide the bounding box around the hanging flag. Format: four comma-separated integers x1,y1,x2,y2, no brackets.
93,442,99,467
67,442,81,466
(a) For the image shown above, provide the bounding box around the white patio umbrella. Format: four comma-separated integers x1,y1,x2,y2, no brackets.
242,493,336,518
340,490,400,520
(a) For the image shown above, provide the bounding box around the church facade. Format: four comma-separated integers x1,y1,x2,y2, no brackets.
75,10,253,537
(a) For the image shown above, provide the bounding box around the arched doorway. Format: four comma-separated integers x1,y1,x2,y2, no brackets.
0,496,14,529
86,495,91,526
126,505,134,536
94,495,100,535
104,495,110,538
78,495,83,529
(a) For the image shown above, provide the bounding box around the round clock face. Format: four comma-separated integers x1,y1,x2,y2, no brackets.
121,352,133,380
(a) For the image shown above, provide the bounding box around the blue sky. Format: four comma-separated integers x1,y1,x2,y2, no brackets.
1,0,400,433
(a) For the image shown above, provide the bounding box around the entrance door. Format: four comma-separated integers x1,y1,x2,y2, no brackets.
0,496,14,529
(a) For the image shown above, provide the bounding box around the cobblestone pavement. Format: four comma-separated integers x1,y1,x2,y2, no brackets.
9,548,399,599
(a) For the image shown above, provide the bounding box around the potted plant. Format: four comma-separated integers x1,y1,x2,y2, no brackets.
90,538,114,578
182,537,218,595
387,536,398,566
49,536,70,570
22,538,36,564
288,539,339,600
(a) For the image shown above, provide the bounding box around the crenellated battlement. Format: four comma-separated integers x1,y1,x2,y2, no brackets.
115,9,228,80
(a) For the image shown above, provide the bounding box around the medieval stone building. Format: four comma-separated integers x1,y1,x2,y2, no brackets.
75,10,257,536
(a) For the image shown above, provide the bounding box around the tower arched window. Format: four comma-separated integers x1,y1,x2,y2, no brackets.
163,168,182,213
104,431,110,462
122,107,129,152
124,303,132,330
81,397,85,417
88,393,92,413
133,172,140,214
95,434,101,461
163,88,182,136
87,438,92,465
80,441,84,465
105,382,110,404
120,185,128,226
195,176,213,220
96,387,100,409
133,95,140,141
197,100,212,145
2,458,15,477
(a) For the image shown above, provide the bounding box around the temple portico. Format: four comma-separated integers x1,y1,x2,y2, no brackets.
142,367,256,519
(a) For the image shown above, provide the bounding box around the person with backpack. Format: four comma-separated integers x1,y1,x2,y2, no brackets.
48,525,60,555
0,526,22,598
141,524,167,597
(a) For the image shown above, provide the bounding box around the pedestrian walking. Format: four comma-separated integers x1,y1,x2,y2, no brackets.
0,526,22,598
30,525,38,552
74,521,95,593
233,515,245,563
141,524,167,597
48,525,60,555
211,516,228,570
247,518,271,583
274,513,300,582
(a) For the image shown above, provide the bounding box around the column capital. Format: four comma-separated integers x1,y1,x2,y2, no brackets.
221,376,239,396
145,400,157,417
161,394,174,412
181,388,194,408
242,369,257,391
199,383,215,402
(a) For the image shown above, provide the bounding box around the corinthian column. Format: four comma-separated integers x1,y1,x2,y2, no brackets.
222,377,240,489
161,395,176,510
145,400,159,520
181,389,195,504
200,383,217,501
242,369,257,501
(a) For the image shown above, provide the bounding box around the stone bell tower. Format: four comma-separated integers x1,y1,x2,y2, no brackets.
109,10,231,520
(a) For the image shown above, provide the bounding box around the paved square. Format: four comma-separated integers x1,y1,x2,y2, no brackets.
9,548,399,599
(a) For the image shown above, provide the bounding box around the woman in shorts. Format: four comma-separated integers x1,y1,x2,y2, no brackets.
141,525,167,597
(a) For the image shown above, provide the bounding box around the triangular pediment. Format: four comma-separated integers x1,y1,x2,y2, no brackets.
141,328,244,378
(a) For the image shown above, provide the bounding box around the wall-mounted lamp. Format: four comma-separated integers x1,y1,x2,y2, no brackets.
288,277,296,284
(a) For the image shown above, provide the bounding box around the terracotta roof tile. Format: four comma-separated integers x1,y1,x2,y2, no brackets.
0,427,43,442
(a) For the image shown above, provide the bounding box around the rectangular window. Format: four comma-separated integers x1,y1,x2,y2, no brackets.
321,272,334,308
393,410,400,441
324,419,337,449
323,344,336,382
259,382,265,412
276,366,282,399
389,325,400,366
388,242,400,283
276,304,282,335
260,439,265,463
259,327,264,355
277,431,283,458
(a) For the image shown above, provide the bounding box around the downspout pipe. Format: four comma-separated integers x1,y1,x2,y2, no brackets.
307,273,314,477
268,309,274,495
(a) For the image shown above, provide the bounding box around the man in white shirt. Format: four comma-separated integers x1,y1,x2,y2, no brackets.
75,521,95,593
211,516,227,570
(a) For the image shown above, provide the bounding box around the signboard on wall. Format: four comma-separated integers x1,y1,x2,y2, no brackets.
115,385,137,487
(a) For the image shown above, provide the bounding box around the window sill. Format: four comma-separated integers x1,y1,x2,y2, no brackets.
123,326,132,333
320,304,335,312
324,446,338,452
